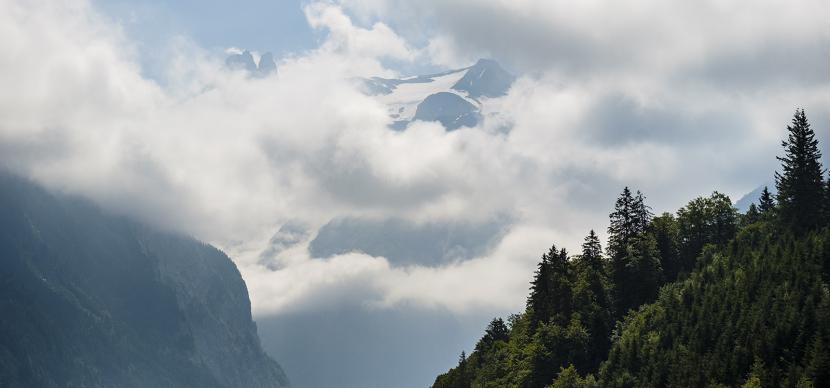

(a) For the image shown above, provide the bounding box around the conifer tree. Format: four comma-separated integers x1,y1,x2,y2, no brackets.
576,230,612,370
486,318,509,342
805,336,830,385
456,351,470,388
775,109,824,232
651,213,680,281
759,186,775,215
607,188,660,316
677,196,710,272
528,245,572,328
743,203,761,226
608,187,635,256
476,318,510,352
608,188,635,316
625,233,662,308
528,250,553,327
581,230,604,275
824,178,830,227
576,232,606,309
632,190,653,234
433,127,830,388
548,247,573,326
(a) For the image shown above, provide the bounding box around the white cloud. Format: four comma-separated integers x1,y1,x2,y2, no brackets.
343,0,830,79
224,47,243,55
1,0,829,320
304,2,417,64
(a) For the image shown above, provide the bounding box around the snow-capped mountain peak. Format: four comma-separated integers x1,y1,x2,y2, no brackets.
363,59,515,130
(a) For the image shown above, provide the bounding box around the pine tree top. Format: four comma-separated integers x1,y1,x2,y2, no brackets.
759,186,775,214
581,230,604,270
609,187,652,256
774,109,824,231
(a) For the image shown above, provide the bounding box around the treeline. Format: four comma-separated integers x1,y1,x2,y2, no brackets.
432,109,830,388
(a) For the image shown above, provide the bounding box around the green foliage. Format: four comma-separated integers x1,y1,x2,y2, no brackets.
608,188,659,316
598,226,830,387
759,186,776,215
475,318,510,353
573,231,613,370
434,220,828,388
741,375,762,388
676,191,738,276
433,110,829,388
608,187,638,254
527,317,590,387
651,213,680,282
620,232,663,316
776,109,824,232
742,203,762,228
528,245,572,329
548,365,599,388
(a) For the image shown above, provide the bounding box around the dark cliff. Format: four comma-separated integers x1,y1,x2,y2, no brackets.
0,173,289,388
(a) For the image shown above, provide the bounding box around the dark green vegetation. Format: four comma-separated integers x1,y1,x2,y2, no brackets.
433,109,830,388
0,174,289,387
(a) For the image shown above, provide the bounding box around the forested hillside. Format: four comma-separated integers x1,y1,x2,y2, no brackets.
432,109,830,388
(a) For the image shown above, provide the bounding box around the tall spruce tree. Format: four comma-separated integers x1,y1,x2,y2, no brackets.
548,247,573,326
608,188,634,316
528,250,553,328
651,213,680,282
576,230,612,370
627,233,662,307
607,187,660,316
581,230,604,275
576,231,608,315
474,317,509,353
632,190,653,234
608,187,636,254
528,245,572,328
759,186,775,215
743,203,761,226
457,351,470,388
775,109,824,232
824,178,830,227
578,231,608,316
486,318,509,342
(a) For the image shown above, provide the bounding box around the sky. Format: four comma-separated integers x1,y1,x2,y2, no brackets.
2,0,830,387
91,0,317,79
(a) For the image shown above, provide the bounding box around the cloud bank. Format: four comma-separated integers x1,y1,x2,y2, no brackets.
2,0,830,322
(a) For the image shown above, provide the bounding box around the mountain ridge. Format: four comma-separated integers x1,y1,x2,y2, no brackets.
0,172,289,388
362,59,515,130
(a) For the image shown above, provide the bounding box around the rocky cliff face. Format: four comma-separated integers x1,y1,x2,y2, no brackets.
226,50,277,77
0,173,289,388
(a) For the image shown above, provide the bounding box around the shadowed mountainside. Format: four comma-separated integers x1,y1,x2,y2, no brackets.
0,173,289,388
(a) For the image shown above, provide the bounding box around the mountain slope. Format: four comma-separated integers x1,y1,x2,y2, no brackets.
599,225,830,387
431,207,830,388
0,173,289,388
363,59,515,130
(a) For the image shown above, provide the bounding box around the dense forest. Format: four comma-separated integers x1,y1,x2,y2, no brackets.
432,109,830,388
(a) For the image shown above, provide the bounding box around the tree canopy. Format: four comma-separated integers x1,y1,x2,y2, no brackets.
432,110,830,388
